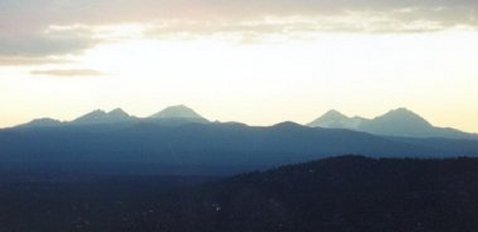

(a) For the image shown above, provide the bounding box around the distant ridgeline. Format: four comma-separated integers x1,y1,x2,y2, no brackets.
0,105,477,175
308,108,478,139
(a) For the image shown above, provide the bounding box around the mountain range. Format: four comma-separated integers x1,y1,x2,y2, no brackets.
18,105,210,128
14,106,477,140
1,105,478,175
308,107,478,140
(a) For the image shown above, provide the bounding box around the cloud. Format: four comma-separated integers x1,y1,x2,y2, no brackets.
5,0,475,21
2,1,478,29
143,8,475,43
1,0,478,64
30,69,105,77
145,12,456,40
0,35,98,58
0,56,69,66
0,23,101,66
0,24,99,55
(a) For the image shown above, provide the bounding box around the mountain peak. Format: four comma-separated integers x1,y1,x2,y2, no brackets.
151,105,204,119
378,108,431,126
79,109,107,119
308,109,365,129
273,121,303,129
388,107,414,115
20,118,63,128
108,108,129,117
359,108,435,137
148,105,210,125
321,109,348,121
72,108,132,125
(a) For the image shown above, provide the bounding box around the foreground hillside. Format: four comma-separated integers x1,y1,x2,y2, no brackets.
1,156,477,232
149,156,478,232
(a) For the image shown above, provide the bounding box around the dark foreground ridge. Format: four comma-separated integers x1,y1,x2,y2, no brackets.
1,155,478,232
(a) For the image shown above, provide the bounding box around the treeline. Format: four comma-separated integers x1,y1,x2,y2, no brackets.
1,156,478,232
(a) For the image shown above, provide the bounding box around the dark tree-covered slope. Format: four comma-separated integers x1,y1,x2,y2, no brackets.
2,156,477,232
148,156,478,232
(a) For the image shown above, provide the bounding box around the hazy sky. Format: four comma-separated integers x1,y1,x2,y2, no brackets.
1,0,477,131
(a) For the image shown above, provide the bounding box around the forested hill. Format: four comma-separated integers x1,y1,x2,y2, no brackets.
150,155,478,232
1,155,478,231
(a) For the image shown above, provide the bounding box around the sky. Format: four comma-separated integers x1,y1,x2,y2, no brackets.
1,0,477,132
